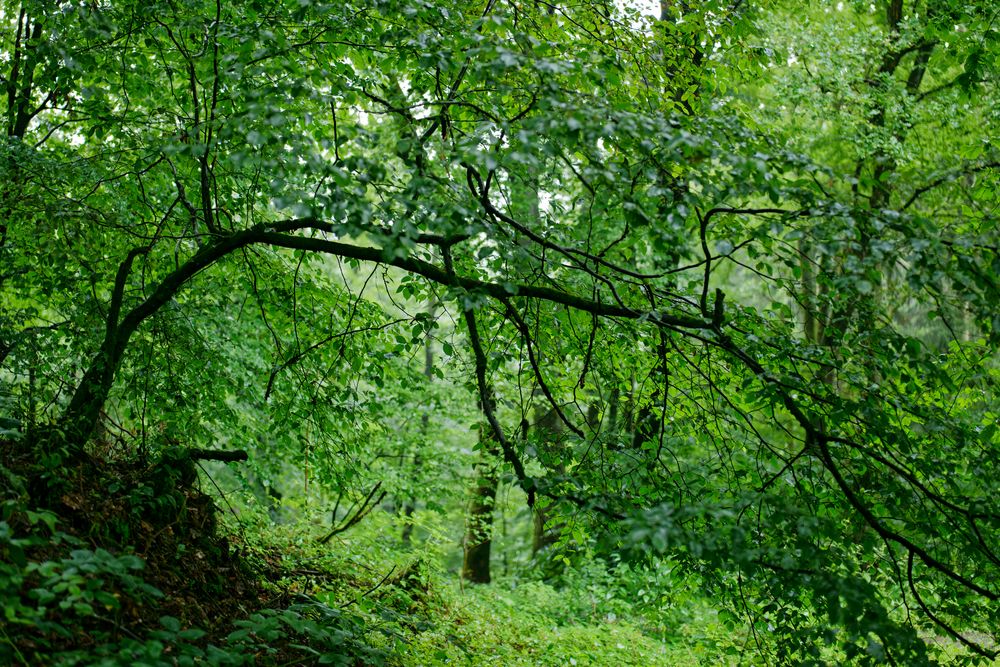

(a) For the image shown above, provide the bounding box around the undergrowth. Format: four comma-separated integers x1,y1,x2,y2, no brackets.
0,437,385,666
1,436,742,666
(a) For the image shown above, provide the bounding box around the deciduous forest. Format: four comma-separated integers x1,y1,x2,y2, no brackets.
1,0,998,664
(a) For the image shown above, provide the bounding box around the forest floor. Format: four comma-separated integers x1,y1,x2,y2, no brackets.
0,439,739,665
4,438,983,665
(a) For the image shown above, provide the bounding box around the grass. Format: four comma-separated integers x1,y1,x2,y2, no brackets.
388,578,718,666
258,506,745,666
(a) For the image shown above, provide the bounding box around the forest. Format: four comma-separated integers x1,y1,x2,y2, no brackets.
1,0,998,664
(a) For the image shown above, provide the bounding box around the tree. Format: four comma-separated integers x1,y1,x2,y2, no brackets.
2,0,998,661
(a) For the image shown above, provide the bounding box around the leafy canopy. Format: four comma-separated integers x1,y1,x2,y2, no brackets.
1,0,998,662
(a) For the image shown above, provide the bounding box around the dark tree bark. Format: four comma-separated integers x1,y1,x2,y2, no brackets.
461,423,499,583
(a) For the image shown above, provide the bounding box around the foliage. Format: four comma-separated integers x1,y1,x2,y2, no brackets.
2,0,999,663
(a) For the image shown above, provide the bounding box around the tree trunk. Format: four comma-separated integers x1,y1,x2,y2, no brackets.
52,225,316,455
461,425,499,583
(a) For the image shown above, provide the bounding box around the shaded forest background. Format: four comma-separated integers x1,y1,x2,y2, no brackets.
1,0,998,664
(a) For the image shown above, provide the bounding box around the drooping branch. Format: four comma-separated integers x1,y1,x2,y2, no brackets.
56,216,717,450
502,299,585,439
53,204,805,456
442,247,535,507
318,481,386,544
907,553,998,660
706,324,1000,621
254,226,715,329
901,160,1000,211
263,318,408,400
